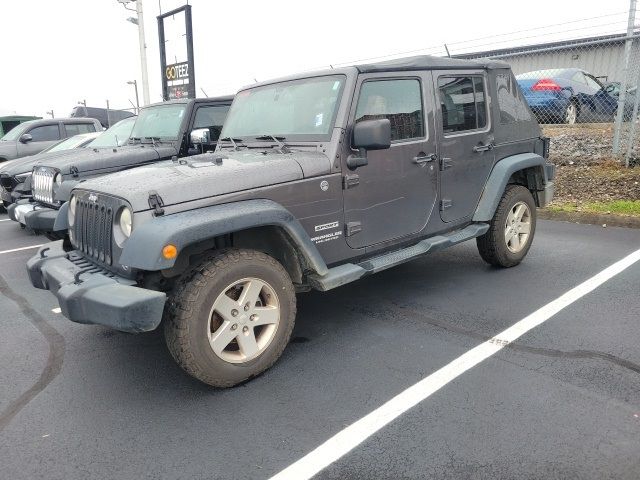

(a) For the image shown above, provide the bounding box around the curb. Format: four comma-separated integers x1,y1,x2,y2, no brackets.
538,208,640,229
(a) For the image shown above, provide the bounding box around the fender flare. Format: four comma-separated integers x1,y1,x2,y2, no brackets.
473,153,547,222
55,179,83,203
53,202,69,232
119,199,329,275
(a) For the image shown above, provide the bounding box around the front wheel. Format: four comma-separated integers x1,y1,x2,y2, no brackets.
164,249,297,387
476,185,537,268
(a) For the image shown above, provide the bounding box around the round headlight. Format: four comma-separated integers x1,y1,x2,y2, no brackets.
54,172,62,187
119,207,132,238
68,195,77,226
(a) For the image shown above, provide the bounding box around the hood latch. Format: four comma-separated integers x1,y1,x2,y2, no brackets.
148,191,165,217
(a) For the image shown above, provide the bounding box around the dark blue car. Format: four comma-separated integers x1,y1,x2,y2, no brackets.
516,68,633,124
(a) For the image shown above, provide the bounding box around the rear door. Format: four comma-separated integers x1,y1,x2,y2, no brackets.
435,71,494,223
342,74,438,249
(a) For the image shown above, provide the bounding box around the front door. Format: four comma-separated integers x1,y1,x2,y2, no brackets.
436,72,495,223
17,123,62,157
343,75,438,249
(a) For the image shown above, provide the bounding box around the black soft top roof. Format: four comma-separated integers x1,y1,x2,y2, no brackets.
356,55,510,73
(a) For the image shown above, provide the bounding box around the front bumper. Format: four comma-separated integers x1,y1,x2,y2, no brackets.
27,241,166,333
23,206,58,232
7,200,31,223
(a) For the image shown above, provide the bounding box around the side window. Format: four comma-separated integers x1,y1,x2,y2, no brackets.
28,125,61,142
584,74,602,91
438,76,487,133
496,74,532,124
65,123,95,136
193,105,229,142
571,71,586,85
355,79,424,142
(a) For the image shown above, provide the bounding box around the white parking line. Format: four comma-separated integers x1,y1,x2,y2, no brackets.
0,244,43,255
270,247,640,480
0,219,12,222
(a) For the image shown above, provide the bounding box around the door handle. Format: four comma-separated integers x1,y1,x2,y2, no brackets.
473,143,494,153
413,153,437,164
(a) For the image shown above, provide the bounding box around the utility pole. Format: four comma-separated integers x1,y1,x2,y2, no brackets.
613,0,637,155
135,0,151,106
118,0,150,106
46,110,54,118
127,79,140,113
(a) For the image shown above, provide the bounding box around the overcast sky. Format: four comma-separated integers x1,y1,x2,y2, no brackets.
0,0,633,118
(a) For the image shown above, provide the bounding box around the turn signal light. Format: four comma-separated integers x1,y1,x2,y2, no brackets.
162,244,178,260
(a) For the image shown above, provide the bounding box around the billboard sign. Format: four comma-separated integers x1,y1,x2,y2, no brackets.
158,5,196,100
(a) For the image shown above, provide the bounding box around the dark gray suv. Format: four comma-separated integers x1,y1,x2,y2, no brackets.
28,55,554,387
0,118,102,162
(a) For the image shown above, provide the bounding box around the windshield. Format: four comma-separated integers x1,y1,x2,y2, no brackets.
129,104,186,140
89,116,136,148
0,122,30,141
221,75,346,142
41,134,92,153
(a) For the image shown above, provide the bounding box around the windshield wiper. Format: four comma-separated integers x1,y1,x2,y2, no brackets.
254,135,291,153
128,136,142,145
219,137,245,151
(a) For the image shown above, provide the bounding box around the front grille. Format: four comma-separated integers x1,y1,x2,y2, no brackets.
32,167,56,204
72,194,115,265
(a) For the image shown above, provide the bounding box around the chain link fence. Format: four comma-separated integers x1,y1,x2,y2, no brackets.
456,31,640,168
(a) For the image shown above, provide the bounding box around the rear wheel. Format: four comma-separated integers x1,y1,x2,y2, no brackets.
164,249,297,387
564,101,578,124
477,185,537,268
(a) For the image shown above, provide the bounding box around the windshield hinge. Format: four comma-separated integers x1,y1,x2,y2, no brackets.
343,174,360,189
148,191,165,216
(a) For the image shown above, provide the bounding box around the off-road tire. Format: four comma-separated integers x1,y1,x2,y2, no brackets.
476,185,537,268
164,249,296,387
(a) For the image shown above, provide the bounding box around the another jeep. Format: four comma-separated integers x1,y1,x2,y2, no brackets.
10,96,232,235
28,56,554,387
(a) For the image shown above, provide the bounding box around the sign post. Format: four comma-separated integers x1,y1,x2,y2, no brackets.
158,4,196,100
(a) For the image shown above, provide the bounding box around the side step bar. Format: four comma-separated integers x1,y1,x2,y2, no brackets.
308,223,489,291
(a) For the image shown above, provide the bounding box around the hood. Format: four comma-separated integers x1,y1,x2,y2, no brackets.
43,144,176,175
76,150,319,211
3,144,176,177
0,148,83,176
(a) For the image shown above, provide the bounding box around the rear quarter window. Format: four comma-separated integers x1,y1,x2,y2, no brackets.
496,74,532,124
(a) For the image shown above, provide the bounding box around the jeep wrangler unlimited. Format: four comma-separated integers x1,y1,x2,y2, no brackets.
9,96,232,236
27,56,554,387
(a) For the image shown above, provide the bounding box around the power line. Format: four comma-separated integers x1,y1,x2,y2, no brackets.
310,11,632,70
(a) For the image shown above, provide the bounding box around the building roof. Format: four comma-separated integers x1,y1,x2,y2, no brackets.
356,54,509,72
455,31,638,60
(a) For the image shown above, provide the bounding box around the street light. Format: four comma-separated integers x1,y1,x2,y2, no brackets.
78,99,88,116
127,80,140,113
117,0,150,106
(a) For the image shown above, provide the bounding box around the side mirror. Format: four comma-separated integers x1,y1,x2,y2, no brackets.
19,133,33,144
353,118,391,150
190,128,210,145
347,119,391,169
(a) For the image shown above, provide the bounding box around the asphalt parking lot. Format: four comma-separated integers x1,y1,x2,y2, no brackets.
1,212,639,480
